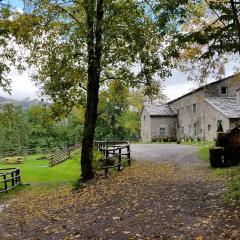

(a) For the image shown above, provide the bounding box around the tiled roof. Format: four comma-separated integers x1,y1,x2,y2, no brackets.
145,104,176,116
204,97,240,118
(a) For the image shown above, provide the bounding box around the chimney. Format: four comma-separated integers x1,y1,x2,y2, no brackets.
237,88,240,105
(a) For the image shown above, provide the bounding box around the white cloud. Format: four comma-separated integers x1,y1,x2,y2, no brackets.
0,69,39,100
163,81,196,101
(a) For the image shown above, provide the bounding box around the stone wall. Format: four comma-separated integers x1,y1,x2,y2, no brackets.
205,74,240,97
203,101,230,141
150,116,177,140
169,75,239,141
141,74,240,142
170,90,205,140
141,107,151,142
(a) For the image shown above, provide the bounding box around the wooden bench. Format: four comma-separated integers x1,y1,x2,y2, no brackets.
3,157,23,164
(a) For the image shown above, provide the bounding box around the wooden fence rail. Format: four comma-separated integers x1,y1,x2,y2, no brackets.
48,144,81,166
0,168,21,193
95,141,131,174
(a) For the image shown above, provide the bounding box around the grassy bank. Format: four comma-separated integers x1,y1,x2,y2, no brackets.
183,141,240,202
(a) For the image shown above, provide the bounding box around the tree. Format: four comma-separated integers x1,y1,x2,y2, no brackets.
154,0,240,81
8,0,173,181
0,104,29,153
0,2,13,92
27,105,56,148
0,1,26,92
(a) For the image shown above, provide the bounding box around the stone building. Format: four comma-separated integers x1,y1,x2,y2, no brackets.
141,74,240,142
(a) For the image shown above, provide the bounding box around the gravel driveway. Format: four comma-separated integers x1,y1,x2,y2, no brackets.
130,143,206,168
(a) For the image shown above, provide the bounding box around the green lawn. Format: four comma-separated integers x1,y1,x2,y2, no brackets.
0,151,81,197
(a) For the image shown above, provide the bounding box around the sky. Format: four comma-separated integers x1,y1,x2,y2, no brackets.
0,65,236,101
7,0,23,8
0,1,238,101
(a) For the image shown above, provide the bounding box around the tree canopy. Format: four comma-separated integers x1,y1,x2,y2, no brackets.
154,0,240,81
4,0,172,181
2,0,239,181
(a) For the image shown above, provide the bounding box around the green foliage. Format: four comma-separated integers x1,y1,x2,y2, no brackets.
214,166,240,203
0,104,30,153
5,0,172,108
155,0,240,81
95,80,144,141
0,100,141,152
0,104,84,153
0,3,25,92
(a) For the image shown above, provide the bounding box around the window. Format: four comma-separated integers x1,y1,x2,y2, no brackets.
217,120,223,132
221,86,228,95
181,127,184,135
193,123,197,136
160,127,166,136
188,125,191,134
193,103,197,113
208,124,211,131
187,105,190,112
144,115,145,121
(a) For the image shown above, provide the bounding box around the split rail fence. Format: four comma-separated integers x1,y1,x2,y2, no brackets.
0,168,21,193
95,141,131,173
49,144,81,166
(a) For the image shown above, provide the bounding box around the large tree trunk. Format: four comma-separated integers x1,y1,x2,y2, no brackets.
81,0,103,181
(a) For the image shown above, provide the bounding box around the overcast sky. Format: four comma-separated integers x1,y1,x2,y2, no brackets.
0,0,238,101
0,63,236,101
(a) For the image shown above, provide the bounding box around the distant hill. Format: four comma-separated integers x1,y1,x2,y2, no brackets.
0,96,46,109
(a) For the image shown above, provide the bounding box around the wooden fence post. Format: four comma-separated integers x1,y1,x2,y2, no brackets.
118,148,121,171
105,150,109,174
3,174,7,192
127,145,131,166
17,169,21,184
11,171,14,187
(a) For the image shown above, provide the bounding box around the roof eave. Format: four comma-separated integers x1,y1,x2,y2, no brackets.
167,73,237,105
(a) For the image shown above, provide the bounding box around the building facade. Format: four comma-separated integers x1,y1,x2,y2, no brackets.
141,74,240,142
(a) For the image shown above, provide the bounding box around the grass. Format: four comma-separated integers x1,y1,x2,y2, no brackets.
181,141,215,162
183,141,240,203
215,167,240,202
0,148,105,200
0,151,81,200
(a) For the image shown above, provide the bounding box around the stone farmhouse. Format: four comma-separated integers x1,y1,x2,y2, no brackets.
141,74,240,142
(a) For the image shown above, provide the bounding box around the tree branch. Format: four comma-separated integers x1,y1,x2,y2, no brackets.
230,0,240,53
79,82,87,91
204,0,237,45
100,75,118,83
50,3,83,28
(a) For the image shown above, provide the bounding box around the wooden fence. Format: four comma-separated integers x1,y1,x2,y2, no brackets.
48,144,81,166
0,168,21,193
95,141,131,173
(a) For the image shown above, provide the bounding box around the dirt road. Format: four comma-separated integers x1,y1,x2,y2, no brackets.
0,144,239,239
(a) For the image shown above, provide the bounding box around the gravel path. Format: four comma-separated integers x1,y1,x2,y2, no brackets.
131,143,202,165
0,144,239,240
